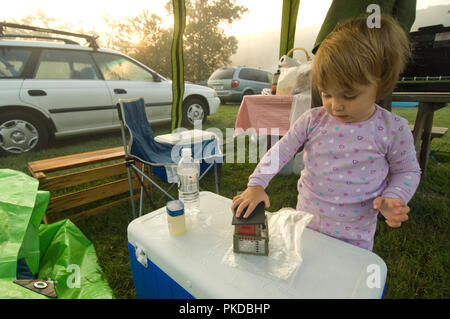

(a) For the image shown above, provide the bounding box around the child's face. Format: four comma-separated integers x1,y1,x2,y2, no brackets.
320,83,378,123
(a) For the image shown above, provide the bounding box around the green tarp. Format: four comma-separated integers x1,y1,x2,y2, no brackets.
0,169,114,299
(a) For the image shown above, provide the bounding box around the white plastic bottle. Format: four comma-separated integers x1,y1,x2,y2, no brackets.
177,148,200,215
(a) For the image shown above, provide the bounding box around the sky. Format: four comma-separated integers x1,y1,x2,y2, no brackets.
2,0,449,37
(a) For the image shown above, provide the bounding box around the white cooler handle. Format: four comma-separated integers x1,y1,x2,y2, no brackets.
135,244,148,268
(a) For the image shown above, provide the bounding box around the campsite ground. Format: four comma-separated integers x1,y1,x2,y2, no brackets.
1,103,449,299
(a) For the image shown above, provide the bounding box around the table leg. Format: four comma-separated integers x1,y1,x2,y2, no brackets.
412,103,426,155
419,107,434,175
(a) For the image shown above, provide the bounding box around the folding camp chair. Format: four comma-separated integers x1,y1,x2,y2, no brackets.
118,97,223,219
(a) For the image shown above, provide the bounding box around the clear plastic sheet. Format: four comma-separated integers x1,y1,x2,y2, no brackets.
222,208,313,282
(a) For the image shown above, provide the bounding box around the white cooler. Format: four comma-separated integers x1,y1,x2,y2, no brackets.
127,191,387,299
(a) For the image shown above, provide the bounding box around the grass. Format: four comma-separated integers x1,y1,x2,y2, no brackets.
1,104,449,299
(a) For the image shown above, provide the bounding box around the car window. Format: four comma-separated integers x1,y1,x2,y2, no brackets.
238,68,255,81
263,71,272,83
257,69,271,83
209,68,236,80
239,68,264,82
256,70,269,83
0,47,32,78
255,70,266,83
35,49,99,80
92,53,154,81
264,71,272,83
239,68,271,83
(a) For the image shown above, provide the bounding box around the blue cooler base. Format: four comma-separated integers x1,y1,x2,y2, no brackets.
128,243,195,299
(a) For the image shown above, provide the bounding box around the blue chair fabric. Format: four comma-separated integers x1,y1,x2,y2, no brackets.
121,97,222,168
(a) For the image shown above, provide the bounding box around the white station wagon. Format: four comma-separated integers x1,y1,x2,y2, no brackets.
0,23,220,155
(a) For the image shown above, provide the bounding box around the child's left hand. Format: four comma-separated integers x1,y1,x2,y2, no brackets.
373,196,410,228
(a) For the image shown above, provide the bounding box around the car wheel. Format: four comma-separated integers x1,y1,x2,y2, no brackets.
0,111,49,155
182,97,207,128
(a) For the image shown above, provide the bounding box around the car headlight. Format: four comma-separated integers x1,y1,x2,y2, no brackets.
213,90,218,97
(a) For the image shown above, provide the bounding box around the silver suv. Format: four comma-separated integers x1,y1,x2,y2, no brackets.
0,23,220,155
207,66,272,103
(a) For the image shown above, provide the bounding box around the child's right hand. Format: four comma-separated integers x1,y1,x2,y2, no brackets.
231,186,270,218
373,196,410,228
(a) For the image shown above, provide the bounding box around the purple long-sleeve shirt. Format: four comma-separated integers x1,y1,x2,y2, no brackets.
248,105,421,250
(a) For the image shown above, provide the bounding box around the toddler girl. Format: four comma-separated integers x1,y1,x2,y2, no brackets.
231,15,421,250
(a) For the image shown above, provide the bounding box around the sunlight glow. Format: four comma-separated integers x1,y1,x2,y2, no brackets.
1,0,448,38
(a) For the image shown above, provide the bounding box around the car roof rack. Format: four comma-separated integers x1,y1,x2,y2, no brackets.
0,22,99,49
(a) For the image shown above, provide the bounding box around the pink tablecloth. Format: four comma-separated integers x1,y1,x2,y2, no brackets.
233,95,294,137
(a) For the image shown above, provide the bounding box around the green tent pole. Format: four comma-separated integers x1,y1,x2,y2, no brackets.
279,0,300,58
171,0,186,131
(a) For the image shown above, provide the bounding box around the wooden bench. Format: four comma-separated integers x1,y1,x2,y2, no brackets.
392,92,449,175
409,124,448,165
27,146,140,224
409,124,448,141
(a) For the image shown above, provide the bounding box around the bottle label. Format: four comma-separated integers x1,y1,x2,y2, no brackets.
178,173,199,194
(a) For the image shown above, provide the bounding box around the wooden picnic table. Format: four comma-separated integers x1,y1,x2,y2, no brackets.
391,92,449,176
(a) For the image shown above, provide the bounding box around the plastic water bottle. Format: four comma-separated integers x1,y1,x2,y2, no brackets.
177,148,200,215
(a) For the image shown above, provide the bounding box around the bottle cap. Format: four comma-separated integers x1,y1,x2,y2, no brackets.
166,200,184,217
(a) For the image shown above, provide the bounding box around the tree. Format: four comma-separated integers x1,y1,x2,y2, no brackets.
105,0,247,82
10,10,99,47
104,10,173,77
15,9,60,29
172,0,248,82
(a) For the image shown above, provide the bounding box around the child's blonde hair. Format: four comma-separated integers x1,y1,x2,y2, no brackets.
312,14,411,99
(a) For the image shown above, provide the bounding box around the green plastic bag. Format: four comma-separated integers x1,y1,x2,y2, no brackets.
17,190,49,276
0,169,41,279
38,219,114,298
0,169,114,299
